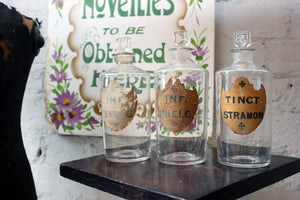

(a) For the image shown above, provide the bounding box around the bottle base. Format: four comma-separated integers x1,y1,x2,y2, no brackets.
218,155,270,168
105,149,150,163
158,152,205,166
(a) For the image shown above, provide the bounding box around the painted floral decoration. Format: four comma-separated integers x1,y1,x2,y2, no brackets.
48,43,100,134
189,0,210,69
52,0,64,18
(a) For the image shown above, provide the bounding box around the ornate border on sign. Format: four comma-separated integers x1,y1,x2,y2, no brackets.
46,0,100,134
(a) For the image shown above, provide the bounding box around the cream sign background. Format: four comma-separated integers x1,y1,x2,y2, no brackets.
46,0,215,137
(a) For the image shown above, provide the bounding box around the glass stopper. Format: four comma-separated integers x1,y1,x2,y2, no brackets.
233,31,251,48
115,37,133,54
174,30,190,46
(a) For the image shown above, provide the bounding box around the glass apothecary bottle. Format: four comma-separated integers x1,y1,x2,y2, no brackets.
216,31,272,168
155,30,209,165
100,37,151,163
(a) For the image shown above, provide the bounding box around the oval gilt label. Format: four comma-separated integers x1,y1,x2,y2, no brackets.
157,79,198,133
221,77,266,135
101,81,137,131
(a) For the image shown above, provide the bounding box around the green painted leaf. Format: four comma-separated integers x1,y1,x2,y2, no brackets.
58,1,63,9
63,63,69,71
196,56,203,61
189,0,195,6
200,37,206,46
196,17,200,25
202,64,208,69
68,131,74,135
193,30,198,38
191,38,196,47
51,65,59,72
197,2,202,10
77,124,82,130
52,89,59,94
198,97,203,104
49,102,56,110
85,112,91,119
197,109,203,115
57,83,64,91
198,88,204,95
82,104,88,110
64,125,74,130
173,131,180,136
82,120,89,126
58,10,62,18
58,45,63,54
58,60,64,67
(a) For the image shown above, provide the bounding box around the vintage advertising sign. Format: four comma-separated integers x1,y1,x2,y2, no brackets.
45,0,215,136
221,77,266,135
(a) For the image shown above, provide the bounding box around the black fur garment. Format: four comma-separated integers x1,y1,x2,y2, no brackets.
0,3,44,199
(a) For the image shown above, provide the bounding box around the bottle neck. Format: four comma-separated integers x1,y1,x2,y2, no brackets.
232,49,254,64
115,54,134,65
171,49,192,62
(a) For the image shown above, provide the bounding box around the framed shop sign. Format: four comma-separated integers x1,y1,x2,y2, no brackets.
45,0,215,137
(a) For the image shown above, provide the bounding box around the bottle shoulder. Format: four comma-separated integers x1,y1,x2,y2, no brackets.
103,64,149,74
216,63,271,74
157,60,208,73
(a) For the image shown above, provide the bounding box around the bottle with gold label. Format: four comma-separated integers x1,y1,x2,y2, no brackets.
155,30,209,165
216,31,272,168
100,37,151,163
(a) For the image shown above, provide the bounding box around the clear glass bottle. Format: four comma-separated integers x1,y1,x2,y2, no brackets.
155,30,209,165
216,31,272,168
100,37,151,163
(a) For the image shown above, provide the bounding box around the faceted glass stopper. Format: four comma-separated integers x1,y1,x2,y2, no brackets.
115,37,133,53
174,30,190,46
234,31,251,48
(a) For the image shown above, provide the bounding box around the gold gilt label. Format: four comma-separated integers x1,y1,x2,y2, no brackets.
157,79,198,133
221,77,266,135
101,81,137,131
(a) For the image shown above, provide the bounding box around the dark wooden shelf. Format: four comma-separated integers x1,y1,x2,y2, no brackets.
60,145,300,200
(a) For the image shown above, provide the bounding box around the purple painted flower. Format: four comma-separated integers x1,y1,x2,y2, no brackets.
52,49,66,61
51,109,65,128
65,105,84,127
89,116,99,129
50,69,67,82
150,120,156,132
136,120,142,129
183,74,202,84
54,90,77,110
52,0,64,9
192,46,209,57
145,120,156,133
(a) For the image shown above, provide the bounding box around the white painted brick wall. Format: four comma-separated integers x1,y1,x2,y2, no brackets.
1,0,299,199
